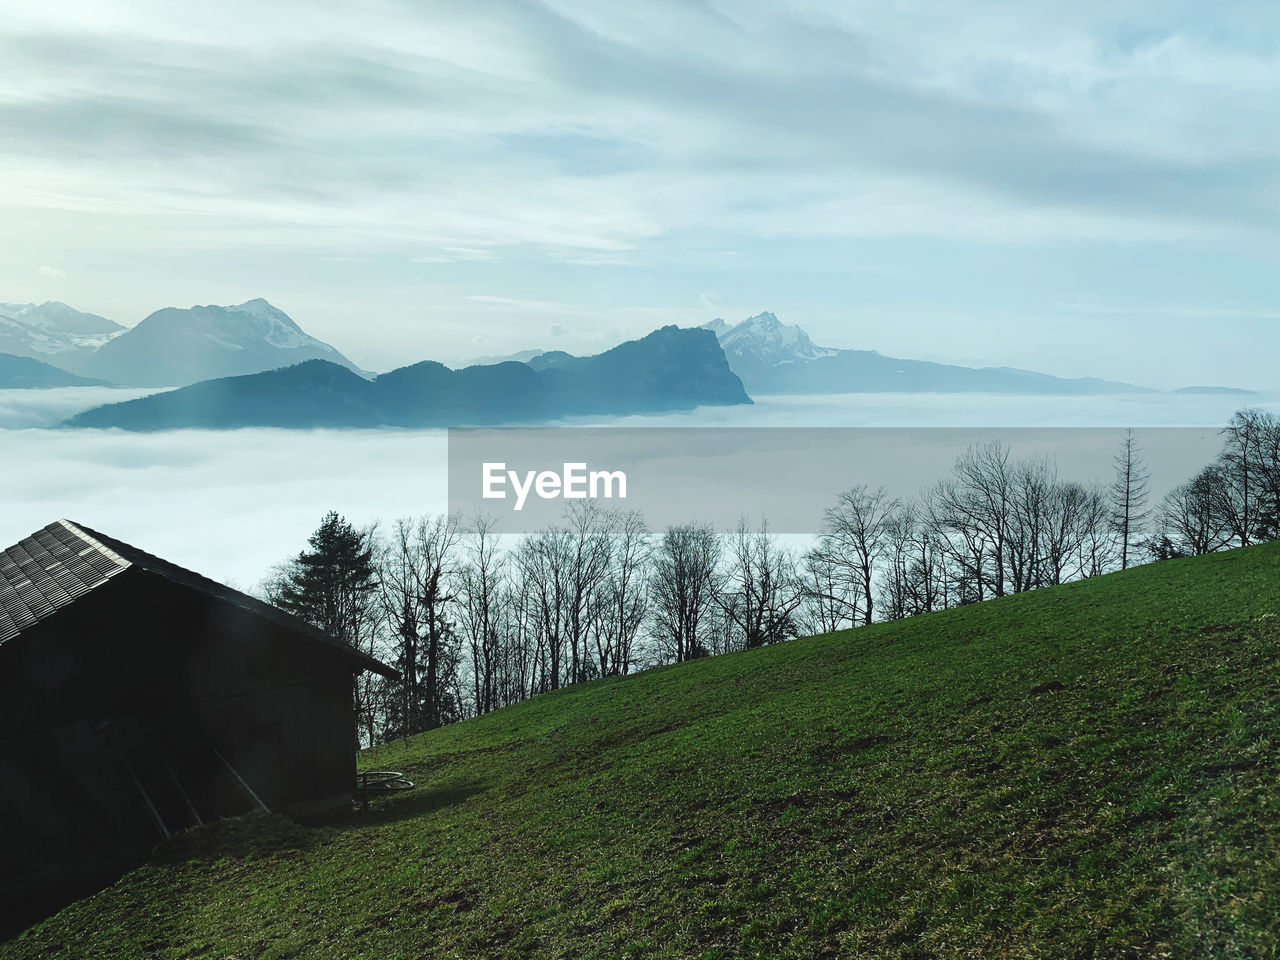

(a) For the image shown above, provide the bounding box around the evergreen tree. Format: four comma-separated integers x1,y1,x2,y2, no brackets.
270,511,380,745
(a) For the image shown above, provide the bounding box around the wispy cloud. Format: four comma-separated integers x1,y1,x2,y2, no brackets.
6,1,1277,254
2,1,1278,382
464,295,569,308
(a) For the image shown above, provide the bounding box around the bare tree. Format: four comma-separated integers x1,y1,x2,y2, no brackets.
1254,411,1280,542
378,514,461,737
818,485,900,625
515,527,574,691
458,515,506,716
1109,428,1151,570
879,499,950,620
1162,467,1231,556
501,560,540,702
798,545,860,635
1008,456,1055,593
1040,481,1094,586
1077,483,1116,578
592,511,650,676
1217,409,1266,547
563,501,616,684
717,518,804,650
935,443,1015,600
650,523,721,662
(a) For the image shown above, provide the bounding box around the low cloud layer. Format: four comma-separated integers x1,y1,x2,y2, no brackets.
2,387,1270,587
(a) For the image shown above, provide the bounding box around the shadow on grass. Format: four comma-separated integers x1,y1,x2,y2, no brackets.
4,783,490,942
339,780,489,830
152,812,317,864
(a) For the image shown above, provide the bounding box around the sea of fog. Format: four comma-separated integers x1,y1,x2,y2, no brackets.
2,386,1276,589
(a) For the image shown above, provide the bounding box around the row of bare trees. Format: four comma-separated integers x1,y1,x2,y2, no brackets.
270,410,1280,745
1151,409,1280,558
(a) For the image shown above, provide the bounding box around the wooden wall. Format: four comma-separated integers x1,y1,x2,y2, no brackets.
0,571,362,930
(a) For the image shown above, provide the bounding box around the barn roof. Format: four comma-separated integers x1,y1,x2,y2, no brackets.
0,519,396,678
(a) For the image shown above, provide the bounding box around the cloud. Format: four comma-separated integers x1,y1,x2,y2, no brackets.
465,295,568,309
0,387,1253,586
2,0,1279,372
37,265,66,277
4,0,1277,257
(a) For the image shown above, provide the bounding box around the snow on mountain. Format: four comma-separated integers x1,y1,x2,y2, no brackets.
0,302,126,363
703,310,1148,395
78,299,362,388
703,312,837,381
223,298,322,350
701,318,731,338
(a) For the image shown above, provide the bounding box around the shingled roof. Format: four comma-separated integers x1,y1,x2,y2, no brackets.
0,519,395,677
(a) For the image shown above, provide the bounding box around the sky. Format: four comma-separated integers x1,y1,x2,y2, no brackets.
1,0,1279,388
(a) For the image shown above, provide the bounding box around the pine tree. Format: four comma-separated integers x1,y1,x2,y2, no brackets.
271,511,380,745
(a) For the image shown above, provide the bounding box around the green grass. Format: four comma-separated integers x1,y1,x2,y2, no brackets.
8,545,1280,959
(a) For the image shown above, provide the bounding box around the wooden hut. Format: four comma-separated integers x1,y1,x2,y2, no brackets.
0,519,395,926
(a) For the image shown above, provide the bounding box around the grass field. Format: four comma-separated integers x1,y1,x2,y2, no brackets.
7,544,1280,958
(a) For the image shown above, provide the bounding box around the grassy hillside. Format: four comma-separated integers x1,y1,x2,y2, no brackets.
8,545,1280,958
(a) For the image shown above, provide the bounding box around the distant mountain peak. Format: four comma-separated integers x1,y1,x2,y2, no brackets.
704,310,1149,396
0,301,126,366
0,300,124,336
711,311,837,369
78,299,359,387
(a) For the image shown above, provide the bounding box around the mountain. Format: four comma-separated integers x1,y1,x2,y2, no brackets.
76,299,361,387
1173,385,1256,396
459,347,547,367
0,352,109,388
703,311,837,386
705,312,1152,395
66,325,750,430
0,302,125,368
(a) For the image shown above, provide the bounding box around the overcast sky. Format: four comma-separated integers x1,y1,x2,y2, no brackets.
2,0,1278,387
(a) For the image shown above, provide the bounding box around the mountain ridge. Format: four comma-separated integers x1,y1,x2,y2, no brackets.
0,302,126,369
66,325,750,430
0,352,110,389
705,311,1155,395
77,299,360,387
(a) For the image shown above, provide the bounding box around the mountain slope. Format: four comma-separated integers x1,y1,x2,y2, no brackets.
0,302,125,368
707,312,1152,395
77,299,360,387
66,326,750,429
12,545,1280,957
0,353,110,388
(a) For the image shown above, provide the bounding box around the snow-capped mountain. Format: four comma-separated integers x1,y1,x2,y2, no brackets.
704,311,837,379
78,298,361,387
0,302,126,365
705,311,1148,395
